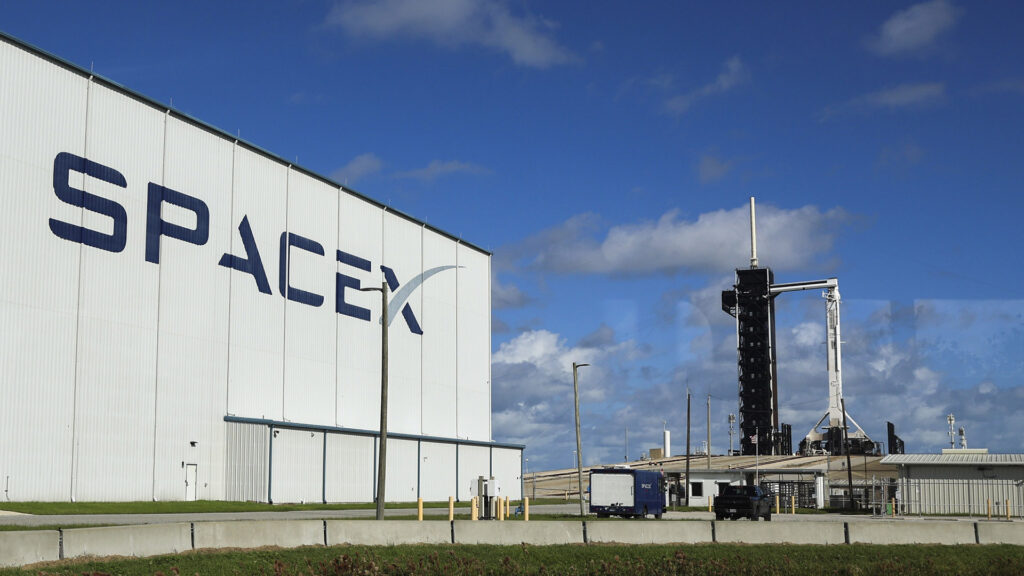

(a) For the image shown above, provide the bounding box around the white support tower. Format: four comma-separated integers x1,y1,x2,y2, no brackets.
769,278,871,452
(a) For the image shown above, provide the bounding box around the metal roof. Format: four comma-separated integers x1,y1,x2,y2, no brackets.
881,454,1024,466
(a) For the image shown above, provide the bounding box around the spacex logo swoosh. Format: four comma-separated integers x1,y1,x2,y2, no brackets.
379,265,460,335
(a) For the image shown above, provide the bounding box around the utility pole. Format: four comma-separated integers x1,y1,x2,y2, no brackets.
360,281,389,520
842,398,854,511
706,395,711,469
572,362,590,519
624,427,628,462
685,390,691,507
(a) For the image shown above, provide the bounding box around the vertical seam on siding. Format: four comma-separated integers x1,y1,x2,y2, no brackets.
151,108,168,502
281,166,290,420
69,74,93,502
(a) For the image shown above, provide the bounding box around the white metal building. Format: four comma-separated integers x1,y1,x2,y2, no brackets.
883,453,1024,516
0,33,522,503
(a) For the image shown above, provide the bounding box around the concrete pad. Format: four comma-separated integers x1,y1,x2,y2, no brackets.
976,522,1024,545
327,520,450,545
847,520,975,545
453,520,584,545
63,523,192,559
587,521,712,544
0,530,60,567
193,520,323,550
716,520,845,545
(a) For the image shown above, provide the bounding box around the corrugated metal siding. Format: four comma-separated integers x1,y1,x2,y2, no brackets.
269,428,324,504
0,40,86,501
282,170,339,426
456,246,490,441
151,115,233,501
73,82,164,502
419,442,457,501
336,193,383,430
491,448,523,500
225,421,269,502
457,445,490,501
384,438,419,502
324,433,374,502
421,230,458,438
382,213,423,435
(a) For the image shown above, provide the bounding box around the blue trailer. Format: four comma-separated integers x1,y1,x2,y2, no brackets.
589,468,665,519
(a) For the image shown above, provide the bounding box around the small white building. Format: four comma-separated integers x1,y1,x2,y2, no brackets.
882,451,1024,516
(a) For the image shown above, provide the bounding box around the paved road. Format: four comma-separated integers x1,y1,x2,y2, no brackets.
0,503,992,528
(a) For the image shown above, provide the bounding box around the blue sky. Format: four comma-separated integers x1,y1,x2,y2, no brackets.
3,0,1022,471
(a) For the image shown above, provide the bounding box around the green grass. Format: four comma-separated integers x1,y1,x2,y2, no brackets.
2,543,1022,575
0,524,114,532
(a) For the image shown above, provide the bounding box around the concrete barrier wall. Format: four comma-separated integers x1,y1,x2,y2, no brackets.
847,520,975,545
327,520,450,545
976,522,1024,545
716,520,846,545
453,520,583,545
193,520,323,550
62,523,192,559
0,530,60,567
587,521,713,544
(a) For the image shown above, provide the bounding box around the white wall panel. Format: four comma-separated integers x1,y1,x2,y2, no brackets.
382,213,422,435
226,147,287,421
457,445,490,501
282,170,338,426
225,422,269,502
152,116,233,501
270,428,324,504
324,433,374,502
491,448,522,501
383,438,419,502
456,246,491,441
336,194,383,429
419,442,457,502
73,83,164,501
421,231,458,438
0,42,86,500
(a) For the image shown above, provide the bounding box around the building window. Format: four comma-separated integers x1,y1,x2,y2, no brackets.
691,482,704,497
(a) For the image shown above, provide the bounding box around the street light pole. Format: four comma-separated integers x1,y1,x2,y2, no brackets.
573,362,590,519
361,281,389,520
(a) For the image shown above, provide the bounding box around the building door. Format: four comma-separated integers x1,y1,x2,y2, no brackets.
185,464,198,501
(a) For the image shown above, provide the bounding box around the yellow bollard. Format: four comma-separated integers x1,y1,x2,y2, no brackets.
471,497,478,521
1008,499,1012,521
498,496,504,521
449,496,454,521
987,499,992,520
525,497,530,521
775,494,780,514
505,496,510,519
708,494,713,513
891,498,896,517
791,495,795,515
417,498,423,521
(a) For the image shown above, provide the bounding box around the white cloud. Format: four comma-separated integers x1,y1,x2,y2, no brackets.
863,83,945,108
698,154,733,183
665,56,748,116
326,0,577,68
394,160,490,181
821,83,945,120
867,0,961,57
515,203,846,276
331,152,383,184
492,275,529,309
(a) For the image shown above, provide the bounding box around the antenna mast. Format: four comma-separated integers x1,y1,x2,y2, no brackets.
749,197,759,268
